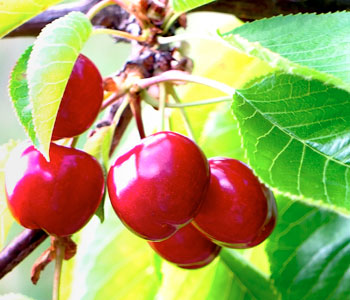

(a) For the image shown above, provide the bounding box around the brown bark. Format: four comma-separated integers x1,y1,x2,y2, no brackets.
0,229,48,279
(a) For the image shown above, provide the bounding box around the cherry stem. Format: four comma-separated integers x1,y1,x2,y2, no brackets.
92,28,146,42
86,0,115,20
52,239,65,300
159,83,167,131
101,92,124,111
168,85,196,141
137,70,236,96
129,94,146,139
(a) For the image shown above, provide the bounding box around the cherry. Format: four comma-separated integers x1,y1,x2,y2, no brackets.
52,54,103,140
148,223,221,269
107,131,210,241
5,142,105,237
193,158,277,248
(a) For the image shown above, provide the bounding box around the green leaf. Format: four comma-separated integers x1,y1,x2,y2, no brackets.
0,0,61,38
199,102,245,161
221,13,350,91
67,202,161,300
220,249,279,300
172,0,215,13
267,196,350,300
234,73,350,214
0,140,19,250
9,45,37,144
27,11,92,159
83,126,115,222
156,251,278,300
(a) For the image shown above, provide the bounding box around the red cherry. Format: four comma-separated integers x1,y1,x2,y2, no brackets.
52,54,103,140
5,142,105,237
148,223,221,269
193,158,277,248
107,131,210,241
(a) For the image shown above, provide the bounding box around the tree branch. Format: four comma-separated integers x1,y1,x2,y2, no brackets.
0,229,48,279
5,0,350,38
5,0,130,37
197,0,350,21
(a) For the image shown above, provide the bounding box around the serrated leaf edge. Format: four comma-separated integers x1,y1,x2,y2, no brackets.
219,32,350,93
27,11,92,160
8,45,37,144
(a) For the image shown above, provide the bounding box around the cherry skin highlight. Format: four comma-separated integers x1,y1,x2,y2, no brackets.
52,54,103,140
148,223,221,269
107,131,210,241
193,157,277,248
5,142,105,237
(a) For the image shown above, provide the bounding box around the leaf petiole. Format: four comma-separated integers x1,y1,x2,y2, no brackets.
86,0,115,20
137,70,236,96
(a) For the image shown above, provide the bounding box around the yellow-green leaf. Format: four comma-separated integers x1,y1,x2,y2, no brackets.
0,0,61,38
27,11,92,159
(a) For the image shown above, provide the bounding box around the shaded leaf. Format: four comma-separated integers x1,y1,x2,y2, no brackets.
221,13,350,91
9,45,37,144
172,0,215,13
234,73,350,214
267,196,350,300
83,126,115,222
27,11,92,159
220,249,279,300
0,0,61,38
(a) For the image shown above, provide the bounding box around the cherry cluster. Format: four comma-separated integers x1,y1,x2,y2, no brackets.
4,54,277,271
108,131,277,269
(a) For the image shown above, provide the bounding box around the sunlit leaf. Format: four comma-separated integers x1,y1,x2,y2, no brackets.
0,140,19,250
267,196,350,300
220,12,350,91
171,13,271,141
67,203,161,300
27,11,92,159
171,0,215,13
199,102,245,161
234,73,350,214
156,250,279,300
0,0,61,38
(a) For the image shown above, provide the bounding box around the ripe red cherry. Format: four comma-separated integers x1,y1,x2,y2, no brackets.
107,131,210,241
52,54,103,140
5,142,105,237
148,223,221,269
193,158,277,248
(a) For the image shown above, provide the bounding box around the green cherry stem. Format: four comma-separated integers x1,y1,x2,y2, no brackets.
86,0,115,20
52,240,65,300
137,70,236,96
92,28,147,42
167,85,196,141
